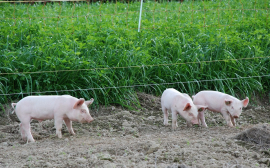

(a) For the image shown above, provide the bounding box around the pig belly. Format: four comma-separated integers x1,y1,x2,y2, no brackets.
30,110,55,121
206,107,220,113
197,101,221,113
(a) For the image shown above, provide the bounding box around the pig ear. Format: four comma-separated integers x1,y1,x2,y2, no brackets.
85,98,94,107
197,106,208,112
242,97,249,107
183,103,192,111
73,98,85,109
225,99,232,106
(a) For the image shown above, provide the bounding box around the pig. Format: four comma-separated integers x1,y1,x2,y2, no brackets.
11,95,94,143
161,88,208,130
192,90,249,128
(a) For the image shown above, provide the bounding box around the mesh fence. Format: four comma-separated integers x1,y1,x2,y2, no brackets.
0,0,269,103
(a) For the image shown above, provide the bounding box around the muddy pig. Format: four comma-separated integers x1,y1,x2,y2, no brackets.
192,90,249,127
11,95,94,143
161,88,208,130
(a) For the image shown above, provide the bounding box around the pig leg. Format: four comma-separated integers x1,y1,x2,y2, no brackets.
21,122,35,143
221,110,234,127
54,118,63,138
63,118,75,135
19,123,27,141
162,106,169,126
171,110,178,130
198,111,208,128
230,115,236,126
175,116,178,128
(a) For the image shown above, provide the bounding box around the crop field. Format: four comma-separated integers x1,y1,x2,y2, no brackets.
0,0,270,167
0,0,269,107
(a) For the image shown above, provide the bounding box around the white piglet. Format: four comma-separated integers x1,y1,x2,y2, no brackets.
11,95,94,143
161,88,208,130
192,90,249,127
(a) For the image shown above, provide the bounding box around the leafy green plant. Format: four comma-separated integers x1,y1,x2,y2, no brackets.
0,0,269,108
145,155,148,161
186,140,190,146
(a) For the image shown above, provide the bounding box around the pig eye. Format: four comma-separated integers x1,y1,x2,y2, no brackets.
231,107,234,109
81,109,86,113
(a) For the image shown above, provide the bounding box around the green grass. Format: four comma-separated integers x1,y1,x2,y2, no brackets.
0,0,269,111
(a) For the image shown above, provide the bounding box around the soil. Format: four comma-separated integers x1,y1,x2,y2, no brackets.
0,92,270,168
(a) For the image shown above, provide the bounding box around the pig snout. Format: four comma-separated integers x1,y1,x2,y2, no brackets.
233,115,239,119
88,117,94,123
83,116,94,123
191,118,199,125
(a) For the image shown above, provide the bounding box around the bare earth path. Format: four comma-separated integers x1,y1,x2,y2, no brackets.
0,93,270,168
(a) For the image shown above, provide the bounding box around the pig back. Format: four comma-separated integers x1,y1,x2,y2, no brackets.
193,91,230,111
161,88,190,109
15,96,75,119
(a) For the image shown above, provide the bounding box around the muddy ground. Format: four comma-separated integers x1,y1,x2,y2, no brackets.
0,93,270,168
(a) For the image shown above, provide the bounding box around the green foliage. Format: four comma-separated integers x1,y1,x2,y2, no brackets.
0,0,269,108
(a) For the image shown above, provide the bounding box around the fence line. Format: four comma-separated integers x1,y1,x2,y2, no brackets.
138,0,143,32
1,74,269,96
1,56,269,76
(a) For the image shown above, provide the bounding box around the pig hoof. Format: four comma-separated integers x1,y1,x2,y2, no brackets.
57,134,62,138
69,131,75,135
27,140,35,143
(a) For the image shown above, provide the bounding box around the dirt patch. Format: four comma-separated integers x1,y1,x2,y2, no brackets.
234,123,270,165
0,92,270,167
234,124,270,148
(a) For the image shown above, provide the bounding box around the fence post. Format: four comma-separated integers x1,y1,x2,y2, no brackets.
138,0,143,32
